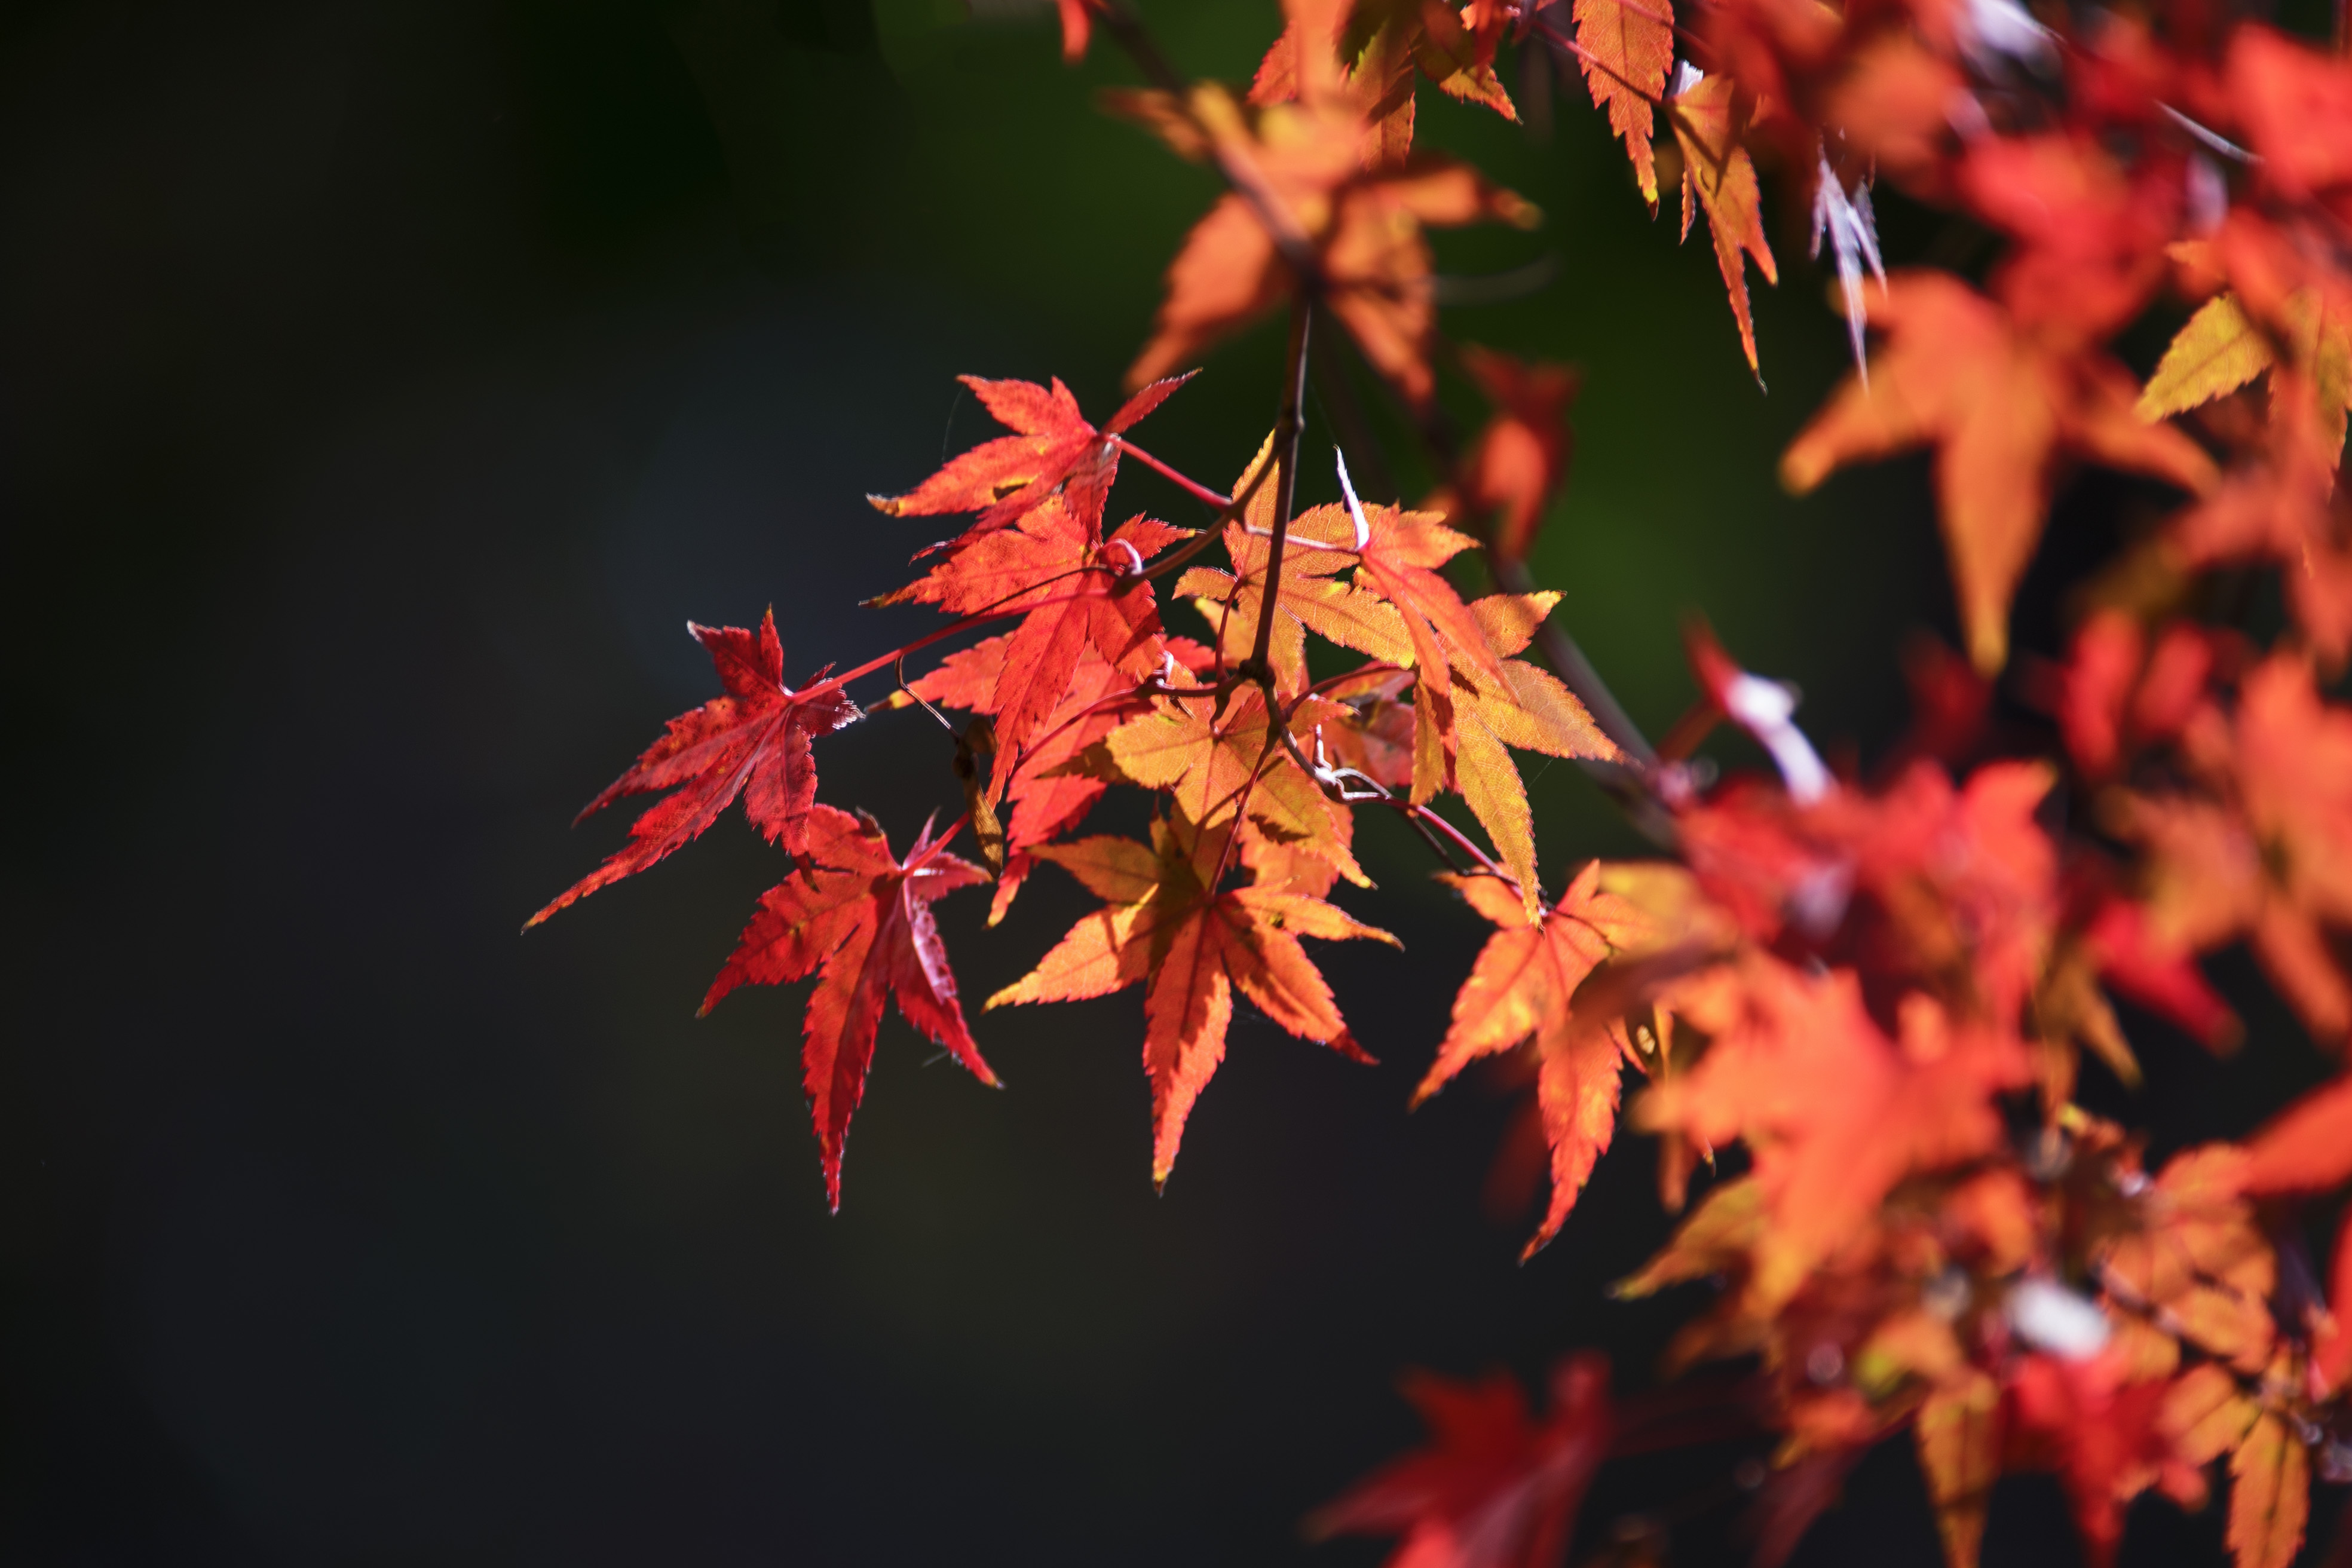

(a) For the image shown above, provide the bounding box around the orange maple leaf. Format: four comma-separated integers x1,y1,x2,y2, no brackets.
986,813,1394,1186
1782,271,2218,672
1669,69,1779,378
1414,863,1673,1257
1572,0,1676,210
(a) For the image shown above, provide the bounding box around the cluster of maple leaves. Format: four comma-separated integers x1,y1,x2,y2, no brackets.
530,0,2352,1564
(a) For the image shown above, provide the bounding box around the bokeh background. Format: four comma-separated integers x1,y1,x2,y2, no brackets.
1,1,2334,1562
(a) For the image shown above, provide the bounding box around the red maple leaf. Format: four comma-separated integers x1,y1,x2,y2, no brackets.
879,500,1188,795
867,373,1192,542
528,610,860,927
699,806,994,1211
2005,1350,2206,1568
1455,346,1580,564
1308,1353,1615,1568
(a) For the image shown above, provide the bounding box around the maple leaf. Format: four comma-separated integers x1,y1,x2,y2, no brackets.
1782,271,2218,672
986,813,1394,1186
1099,679,1372,890
528,611,861,927
1956,132,2175,342
2005,1349,2207,1568
1916,1371,2001,1568
1054,0,1091,63
1454,346,1580,564
2225,26,2352,210
878,500,1187,797
1572,0,1675,211
1450,593,1623,919
1637,956,2030,1303
2171,653,2352,1043
906,634,1160,923
1248,0,1519,161
699,806,994,1211
1414,863,1674,1257
1115,69,1538,407
2137,296,2288,427
2094,1146,2275,1376
2232,1071,2352,1196
868,373,1192,541
2227,1413,2311,1568
1669,70,1779,378
1307,1354,1614,1568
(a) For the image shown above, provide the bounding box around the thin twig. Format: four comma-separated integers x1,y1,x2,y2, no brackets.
1109,434,1235,512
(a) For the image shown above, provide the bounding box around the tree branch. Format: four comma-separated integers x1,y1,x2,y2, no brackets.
1244,296,1315,683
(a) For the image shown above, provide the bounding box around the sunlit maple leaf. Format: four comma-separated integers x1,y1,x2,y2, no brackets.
986,812,1394,1186
2099,1146,2276,1373
1572,0,1675,210
1670,70,1779,378
1448,592,1622,918
528,611,861,926
1414,863,1673,1256
1249,0,1518,163
1917,1371,2001,1568
1639,956,2030,1303
1782,271,2218,672
868,372,1192,541
1099,679,1372,890
2137,296,2284,426
699,806,994,1211
2228,1413,2312,1568
1307,1353,1614,1568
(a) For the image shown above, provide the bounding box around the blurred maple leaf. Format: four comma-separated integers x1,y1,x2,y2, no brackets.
1308,1353,1614,1568
1113,41,1537,406
1783,271,2216,672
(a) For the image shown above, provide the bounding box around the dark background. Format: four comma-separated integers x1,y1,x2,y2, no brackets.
0,1,2332,1562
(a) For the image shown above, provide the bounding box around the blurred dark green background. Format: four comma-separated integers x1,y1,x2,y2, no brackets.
1,1,2329,1562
